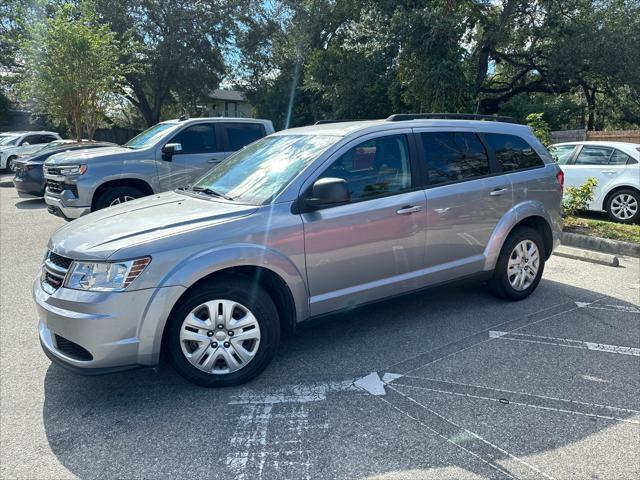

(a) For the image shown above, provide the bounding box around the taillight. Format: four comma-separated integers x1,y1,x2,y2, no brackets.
556,169,564,193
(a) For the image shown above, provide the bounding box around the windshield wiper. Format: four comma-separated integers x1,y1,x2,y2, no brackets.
190,186,234,201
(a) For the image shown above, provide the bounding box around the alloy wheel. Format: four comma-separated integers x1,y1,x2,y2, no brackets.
507,240,540,291
109,195,136,206
179,299,261,375
610,193,638,221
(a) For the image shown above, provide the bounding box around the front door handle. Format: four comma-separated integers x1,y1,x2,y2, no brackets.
207,159,219,164
396,205,423,215
601,170,616,174
490,188,508,196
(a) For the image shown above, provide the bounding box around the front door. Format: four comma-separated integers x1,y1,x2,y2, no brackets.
302,132,427,316
416,130,513,281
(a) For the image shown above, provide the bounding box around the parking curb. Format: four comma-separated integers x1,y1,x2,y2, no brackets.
561,231,640,258
553,245,619,267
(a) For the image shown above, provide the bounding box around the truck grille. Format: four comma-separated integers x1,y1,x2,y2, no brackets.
54,334,93,361
41,251,73,294
45,166,62,176
46,180,78,196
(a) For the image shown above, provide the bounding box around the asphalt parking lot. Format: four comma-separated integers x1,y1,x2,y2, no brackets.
1,172,639,480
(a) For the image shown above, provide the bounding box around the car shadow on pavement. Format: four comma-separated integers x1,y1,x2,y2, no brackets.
15,198,46,209
41,278,640,479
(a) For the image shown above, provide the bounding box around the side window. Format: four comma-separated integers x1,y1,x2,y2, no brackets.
318,134,412,201
609,149,632,165
548,145,575,165
224,123,265,151
575,146,613,165
421,132,489,185
42,135,57,143
170,124,218,154
22,135,40,145
484,133,544,171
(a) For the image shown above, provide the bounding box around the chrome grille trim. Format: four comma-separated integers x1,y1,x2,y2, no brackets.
41,251,73,294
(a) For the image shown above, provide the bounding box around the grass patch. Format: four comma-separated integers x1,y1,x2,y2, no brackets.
564,216,640,243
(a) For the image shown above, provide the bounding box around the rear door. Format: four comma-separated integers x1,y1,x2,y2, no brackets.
218,122,267,162
415,129,513,281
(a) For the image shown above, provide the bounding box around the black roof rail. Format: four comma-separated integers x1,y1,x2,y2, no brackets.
386,113,518,123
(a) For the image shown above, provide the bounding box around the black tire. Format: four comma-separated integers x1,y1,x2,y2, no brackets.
6,156,17,173
490,227,545,301
165,276,280,387
93,186,144,211
605,189,640,224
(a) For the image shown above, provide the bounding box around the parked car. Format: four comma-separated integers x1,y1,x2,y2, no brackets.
549,141,640,223
43,117,274,220
13,141,117,197
35,114,563,387
0,131,62,172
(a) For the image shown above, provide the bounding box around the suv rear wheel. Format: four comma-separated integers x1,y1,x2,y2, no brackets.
490,227,545,301
94,186,144,211
165,277,280,387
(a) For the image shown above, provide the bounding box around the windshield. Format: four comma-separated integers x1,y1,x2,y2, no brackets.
0,135,19,146
192,135,338,204
125,122,177,149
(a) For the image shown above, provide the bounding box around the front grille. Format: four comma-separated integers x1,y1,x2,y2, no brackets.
48,251,73,270
45,166,62,176
41,251,73,294
46,180,78,197
54,334,93,361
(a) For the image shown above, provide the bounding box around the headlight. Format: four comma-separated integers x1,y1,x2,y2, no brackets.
59,164,87,176
65,257,151,291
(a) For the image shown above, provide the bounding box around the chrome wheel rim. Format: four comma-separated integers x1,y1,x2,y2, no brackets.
611,193,638,220
507,240,540,291
8,159,16,172
110,195,136,206
179,299,261,375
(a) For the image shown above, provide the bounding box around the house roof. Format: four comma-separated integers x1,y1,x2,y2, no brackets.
209,89,247,102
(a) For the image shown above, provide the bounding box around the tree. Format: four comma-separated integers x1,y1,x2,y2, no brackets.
94,0,236,127
21,2,122,141
526,113,551,146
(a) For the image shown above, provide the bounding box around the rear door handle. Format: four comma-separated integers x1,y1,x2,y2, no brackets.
207,159,219,164
490,188,509,196
396,205,423,215
601,170,616,174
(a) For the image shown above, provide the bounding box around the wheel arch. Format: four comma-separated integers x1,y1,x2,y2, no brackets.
91,178,154,210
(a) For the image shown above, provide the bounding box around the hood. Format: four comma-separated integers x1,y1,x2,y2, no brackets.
44,146,135,166
49,191,259,260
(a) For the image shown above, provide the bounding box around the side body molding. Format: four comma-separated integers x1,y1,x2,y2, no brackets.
482,200,561,272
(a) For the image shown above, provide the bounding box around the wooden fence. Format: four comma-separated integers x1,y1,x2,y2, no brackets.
551,129,640,144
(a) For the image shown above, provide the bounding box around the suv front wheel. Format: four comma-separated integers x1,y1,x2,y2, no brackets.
165,276,280,387
490,227,545,301
94,186,144,211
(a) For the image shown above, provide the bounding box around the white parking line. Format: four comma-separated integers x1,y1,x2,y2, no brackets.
575,301,640,313
490,330,640,357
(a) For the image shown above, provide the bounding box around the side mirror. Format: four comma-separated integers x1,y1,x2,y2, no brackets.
305,177,349,209
161,142,182,161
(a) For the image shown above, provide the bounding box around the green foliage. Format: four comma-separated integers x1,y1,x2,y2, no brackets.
562,177,598,217
526,113,552,146
20,2,122,141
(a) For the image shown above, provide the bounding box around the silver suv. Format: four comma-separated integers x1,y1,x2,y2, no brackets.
34,115,563,387
43,117,274,219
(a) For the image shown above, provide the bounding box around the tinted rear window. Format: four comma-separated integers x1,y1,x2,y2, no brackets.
420,132,490,185
484,134,544,171
224,123,265,151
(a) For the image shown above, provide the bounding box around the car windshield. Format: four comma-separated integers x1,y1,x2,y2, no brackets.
0,135,19,146
192,134,338,204
124,123,177,149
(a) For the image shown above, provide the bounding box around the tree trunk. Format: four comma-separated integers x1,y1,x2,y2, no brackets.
582,85,596,131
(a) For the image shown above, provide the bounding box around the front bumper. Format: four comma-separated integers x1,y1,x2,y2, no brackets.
44,193,90,219
34,275,185,374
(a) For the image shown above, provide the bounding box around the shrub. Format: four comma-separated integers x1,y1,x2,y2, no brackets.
562,177,598,217
526,113,552,147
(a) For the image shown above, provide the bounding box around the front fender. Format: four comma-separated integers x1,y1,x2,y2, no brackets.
483,200,561,271
139,244,309,364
